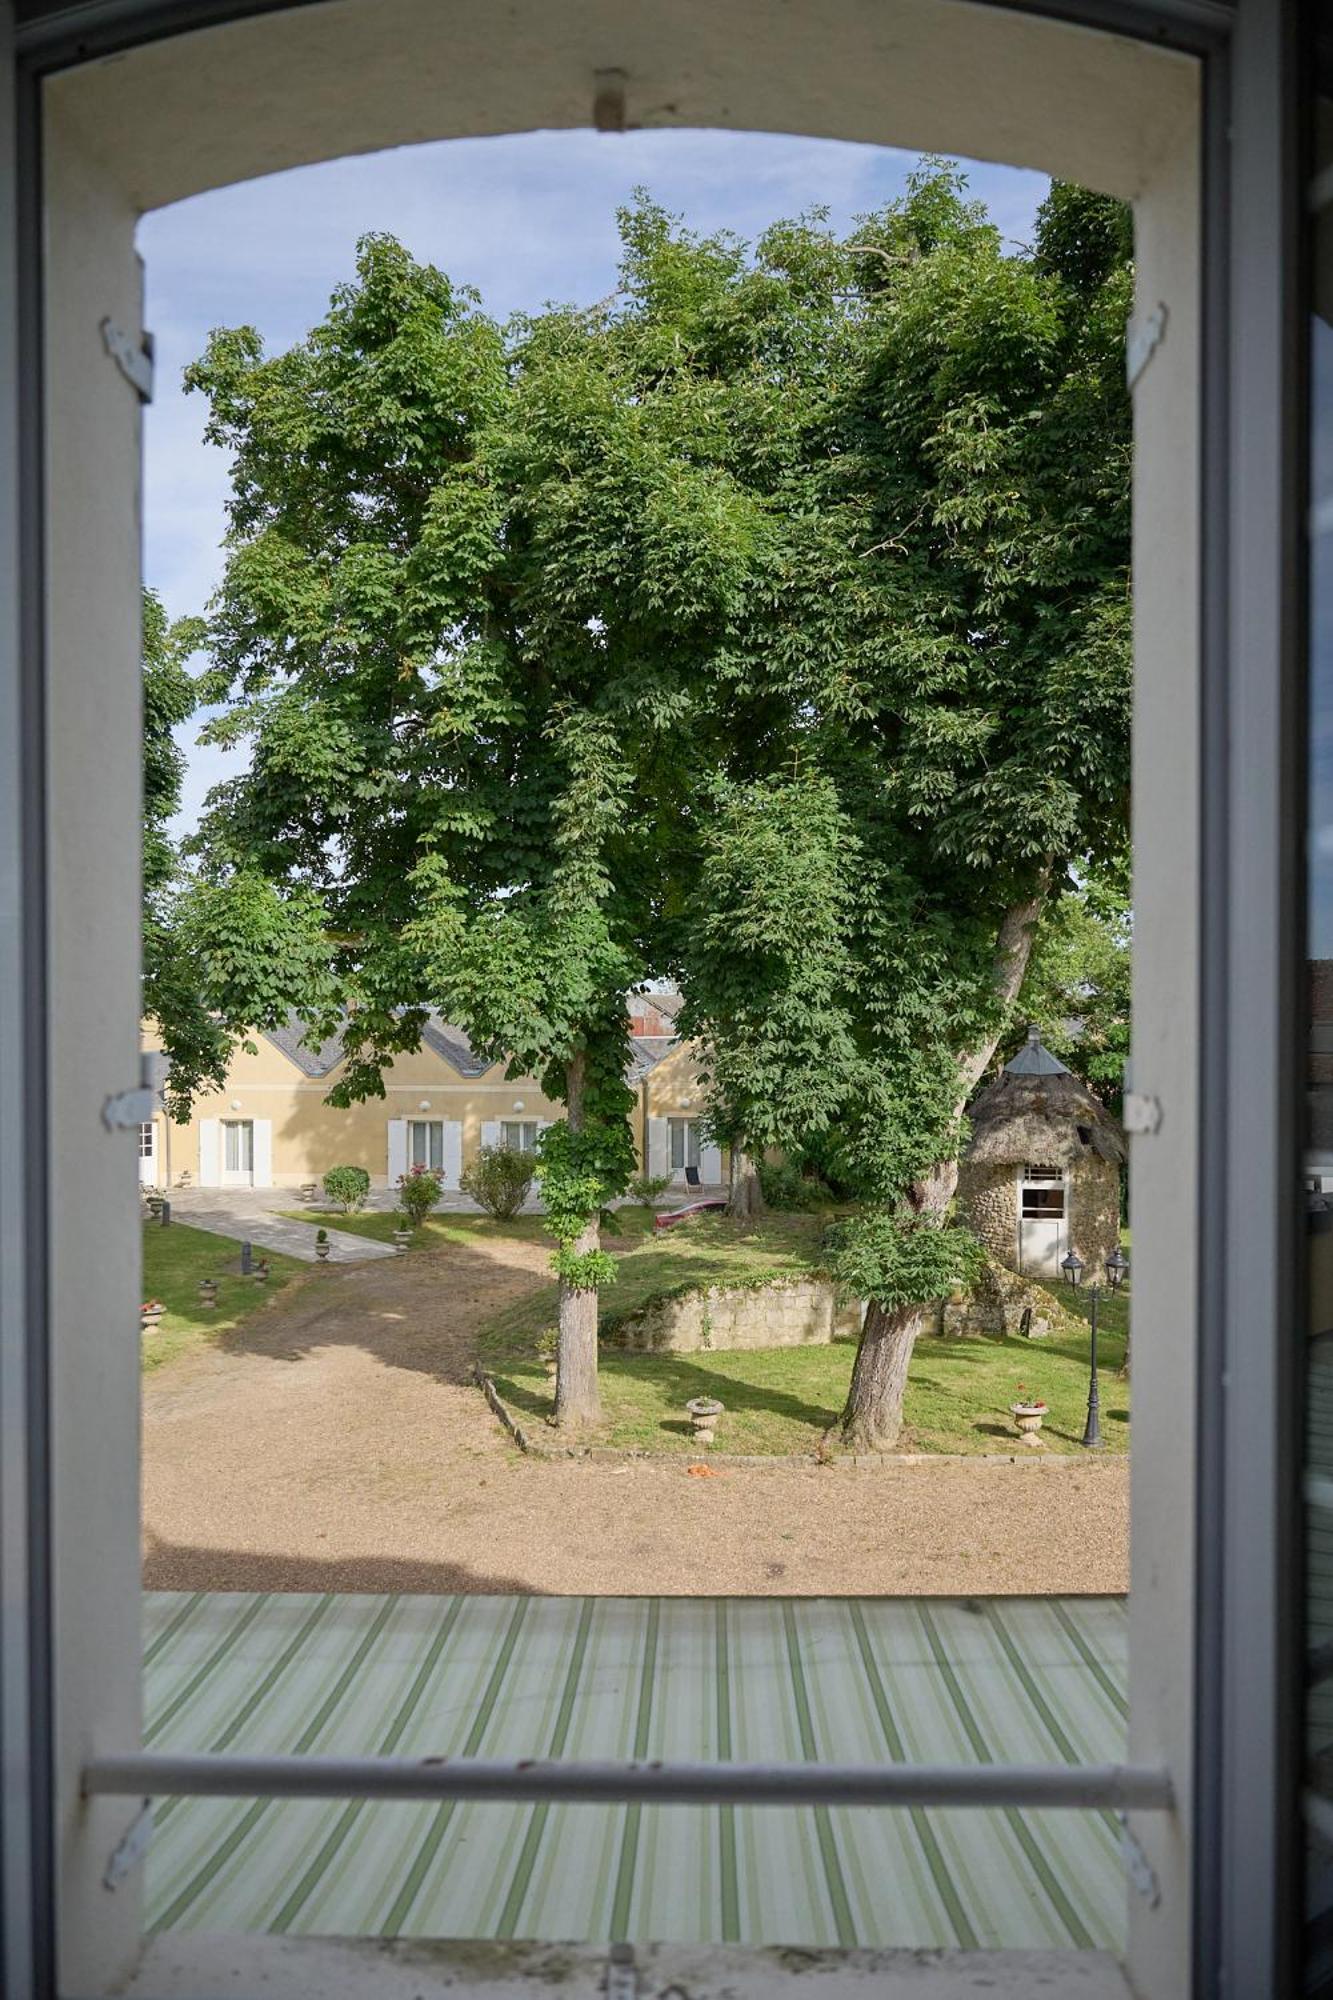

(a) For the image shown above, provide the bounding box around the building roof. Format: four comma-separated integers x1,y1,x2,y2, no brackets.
1003,1025,1071,1078
260,1011,494,1081
260,1019,349,1079
626,1034,678,1082
965,1032,1125,1169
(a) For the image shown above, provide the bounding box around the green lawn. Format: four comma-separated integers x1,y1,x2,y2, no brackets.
476,1210,1129,1457
279,1206,556,1249
141,1221,306,1371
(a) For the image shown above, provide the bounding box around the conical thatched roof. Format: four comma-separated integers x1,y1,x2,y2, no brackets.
964,1028,1126,1169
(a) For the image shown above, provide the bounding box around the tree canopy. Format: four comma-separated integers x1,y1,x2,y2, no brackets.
172,160,1133,1435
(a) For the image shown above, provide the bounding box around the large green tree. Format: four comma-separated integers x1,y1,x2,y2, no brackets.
141,588,238,1119
525,170,1134,1446
179,167,1131,1444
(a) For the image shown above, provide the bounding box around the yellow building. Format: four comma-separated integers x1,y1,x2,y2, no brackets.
139,993,724,1193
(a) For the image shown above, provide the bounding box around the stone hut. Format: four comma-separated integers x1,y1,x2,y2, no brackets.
957,1027,1126,1282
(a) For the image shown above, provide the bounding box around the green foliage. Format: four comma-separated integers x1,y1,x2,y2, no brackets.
322,1165,370,1212
756,1159,837,1211
140,589,232,1119
460,1143,538,1219
397,1163,444,1226
628,1172,672,1204
1009,855,1130,1109
175,165,1131,1327
824,1210,985,1312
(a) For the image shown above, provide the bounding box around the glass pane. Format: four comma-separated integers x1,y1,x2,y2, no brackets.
501,1122,518,1149
687,1122,701,1169
669,1120,684,1170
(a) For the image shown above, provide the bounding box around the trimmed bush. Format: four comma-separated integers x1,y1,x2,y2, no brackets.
322,1164,370,1213
397,1164,444,1228
460,1143,537,1219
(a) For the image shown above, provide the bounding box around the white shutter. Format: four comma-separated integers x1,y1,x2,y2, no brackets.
647,1117,668,1179
387,1119,408,1187
699,1141,723,1186
198,1118,221,1188
442,1120,463,1188
481,1120,500,1150
251,1119,273,1188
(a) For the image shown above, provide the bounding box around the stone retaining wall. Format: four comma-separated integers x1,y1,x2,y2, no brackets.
938,1255,1084,1340
609,1277,862,1354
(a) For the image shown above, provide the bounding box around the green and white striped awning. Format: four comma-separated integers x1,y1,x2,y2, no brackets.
143,1592,1128,1952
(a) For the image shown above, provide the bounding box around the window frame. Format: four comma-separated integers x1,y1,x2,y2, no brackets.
407,1118,445,1172
1,4,1310,1998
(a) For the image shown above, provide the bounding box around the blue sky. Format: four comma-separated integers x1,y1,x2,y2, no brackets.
140,129,1048,835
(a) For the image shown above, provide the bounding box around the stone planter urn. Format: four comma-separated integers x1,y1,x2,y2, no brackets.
392,1227,411,1254
1010,1400,1047,1446
253,1259,270,1285
686,1396,724,1447
315,1234,331,1262
197,1279,218,1310
140,1302,164,1336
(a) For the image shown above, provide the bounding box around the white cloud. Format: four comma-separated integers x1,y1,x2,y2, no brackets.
141,130,1048,837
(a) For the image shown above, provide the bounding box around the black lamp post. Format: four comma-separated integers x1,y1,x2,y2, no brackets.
1061,1246,1103,1449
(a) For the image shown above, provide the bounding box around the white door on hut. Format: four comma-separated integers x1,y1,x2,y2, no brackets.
1018,1164,1067,1277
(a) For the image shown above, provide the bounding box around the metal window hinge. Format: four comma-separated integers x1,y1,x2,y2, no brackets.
100,317,154,404
1117,1811,1161,1907
1126,301,1168,392
1123,1091,1163,1136
103,1798,153,1890
103,1051,169,1130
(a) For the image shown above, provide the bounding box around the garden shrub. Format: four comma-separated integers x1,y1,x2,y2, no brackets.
397,1163,444,1227
758,1158,836,1211
322,1164,370,1213
627,1171,672,1204
460,1143,537,1219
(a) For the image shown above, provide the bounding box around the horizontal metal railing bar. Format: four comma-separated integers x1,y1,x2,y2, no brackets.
84,1753,1174,1812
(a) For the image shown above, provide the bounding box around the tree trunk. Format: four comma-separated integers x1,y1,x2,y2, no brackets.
553,1050,602,1430
833,872,1051,1451
837,1300,924,1450
726,1147,766,1221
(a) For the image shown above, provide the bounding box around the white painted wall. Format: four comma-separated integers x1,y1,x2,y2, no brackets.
1124,105,1203,1999
43,97,146,1995
40,5,1202,1992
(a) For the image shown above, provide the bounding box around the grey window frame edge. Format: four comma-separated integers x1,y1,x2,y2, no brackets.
1,8,54,2000
0,1,1302,1997
1195,3,1307,1995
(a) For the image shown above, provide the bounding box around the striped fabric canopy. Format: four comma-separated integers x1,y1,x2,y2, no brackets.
143,1591,1128,1952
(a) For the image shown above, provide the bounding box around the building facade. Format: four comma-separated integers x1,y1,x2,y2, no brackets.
139,999,724,1193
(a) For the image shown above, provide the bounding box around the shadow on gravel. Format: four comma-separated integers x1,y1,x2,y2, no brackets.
142,1530,533,1595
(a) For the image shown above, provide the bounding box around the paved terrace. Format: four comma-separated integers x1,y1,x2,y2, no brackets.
155,1186,728,1264
143,1591,1128,1952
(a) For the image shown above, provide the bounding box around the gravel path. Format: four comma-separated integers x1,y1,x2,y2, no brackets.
142,1234,1129,1596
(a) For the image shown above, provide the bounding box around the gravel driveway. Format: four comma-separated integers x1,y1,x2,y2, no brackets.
142,1234,1128,1596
